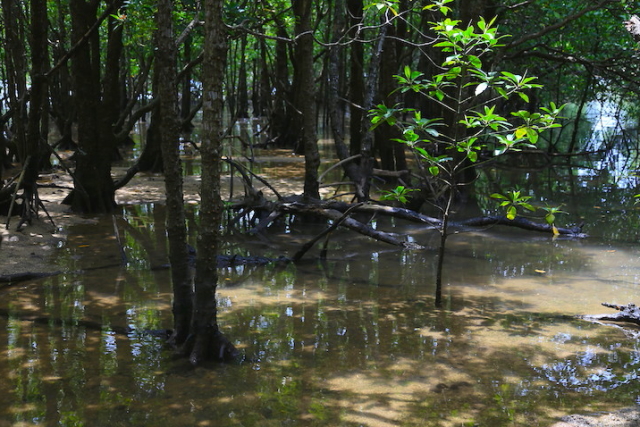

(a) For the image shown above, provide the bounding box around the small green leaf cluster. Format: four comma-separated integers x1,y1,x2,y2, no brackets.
380,185,418,204
490,191,535,220
491,191,566,225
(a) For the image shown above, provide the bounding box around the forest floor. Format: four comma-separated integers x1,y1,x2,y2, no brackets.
1,166,639,426
0,166,203,277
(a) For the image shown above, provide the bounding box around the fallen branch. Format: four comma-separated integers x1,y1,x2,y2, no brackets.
458,215,586,237
319,201,586,237
281,201,424,249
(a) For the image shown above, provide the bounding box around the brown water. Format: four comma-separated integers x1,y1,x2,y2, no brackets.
2,203,640,427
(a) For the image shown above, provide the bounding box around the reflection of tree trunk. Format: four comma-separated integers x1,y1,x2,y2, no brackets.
155,0,192,347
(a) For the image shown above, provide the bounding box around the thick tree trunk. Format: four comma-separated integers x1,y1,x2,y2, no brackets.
67,0,116,213
155,0,193,348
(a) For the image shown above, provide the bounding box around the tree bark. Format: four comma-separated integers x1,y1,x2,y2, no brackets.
190,0,239,365
347,0,365,157
292,0,321,199
2,0,28,164
21,0,49,226
375,21,407,174
180,34,195,131
267,21,293,147
67,0,116,213
155,0,192,347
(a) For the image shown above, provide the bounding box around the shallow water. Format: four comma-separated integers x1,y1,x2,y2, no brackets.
3,156,640,426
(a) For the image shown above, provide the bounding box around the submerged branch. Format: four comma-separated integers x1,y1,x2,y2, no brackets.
581,303,640,327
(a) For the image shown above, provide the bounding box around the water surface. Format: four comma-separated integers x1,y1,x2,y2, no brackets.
3,140,640,426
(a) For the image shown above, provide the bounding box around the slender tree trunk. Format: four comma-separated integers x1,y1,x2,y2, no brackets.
49,0,75,150
2,0,28,163
180,35,195,131
356,23,388,201
254,33,270,117
191,0,238,365
292,0,320,199
20,0,49,225
327,0,366,188
347,0,364,157
268,22,292,146
236,35,250,119
138,103,164,173
155,0,193,348
102,2,126,157
375,22,406,173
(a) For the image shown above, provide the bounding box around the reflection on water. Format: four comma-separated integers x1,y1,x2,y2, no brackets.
3,165,640,426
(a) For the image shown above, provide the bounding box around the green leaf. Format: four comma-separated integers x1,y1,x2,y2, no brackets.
475,82,488,96
506,205,516,220
429,165,440,176
545,213,555,225
520,202,535,211
468,55,482,69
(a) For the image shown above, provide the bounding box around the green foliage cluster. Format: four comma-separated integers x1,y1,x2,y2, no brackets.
372,6,564,222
